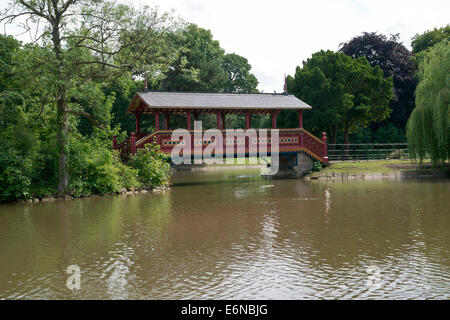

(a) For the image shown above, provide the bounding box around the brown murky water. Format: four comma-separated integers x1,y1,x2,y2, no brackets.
0,169,449,299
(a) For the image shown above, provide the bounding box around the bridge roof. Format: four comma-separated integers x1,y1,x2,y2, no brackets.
126,91,312,114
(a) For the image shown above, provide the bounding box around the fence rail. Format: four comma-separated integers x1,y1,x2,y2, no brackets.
327,143,409,161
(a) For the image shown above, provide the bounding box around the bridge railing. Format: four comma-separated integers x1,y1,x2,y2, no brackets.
301,129,327,162
327,143,409,161
115,129,329,163
116,132,149,161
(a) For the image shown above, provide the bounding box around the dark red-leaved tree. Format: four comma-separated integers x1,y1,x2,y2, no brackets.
339,32,417,133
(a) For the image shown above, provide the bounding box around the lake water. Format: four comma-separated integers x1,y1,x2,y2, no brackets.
0,169,449,299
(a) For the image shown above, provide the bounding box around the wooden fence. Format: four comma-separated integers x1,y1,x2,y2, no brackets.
327,143,409,161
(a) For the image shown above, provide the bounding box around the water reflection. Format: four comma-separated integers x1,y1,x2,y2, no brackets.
0,170,449,299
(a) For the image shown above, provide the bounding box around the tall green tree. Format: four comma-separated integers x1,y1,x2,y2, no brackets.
412,25,450,55
162,23,227,92
222,53,258,93
161,24,258,94
340,32,417,135
286,50,393,144
407,41,449,165
1,0,177,195
0,35,33,201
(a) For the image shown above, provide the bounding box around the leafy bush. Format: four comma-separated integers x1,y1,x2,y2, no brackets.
0,147,32,202
312,161,322,172
129,143,171,187
0,95,34,202
115,152,141,190
67,134,141,196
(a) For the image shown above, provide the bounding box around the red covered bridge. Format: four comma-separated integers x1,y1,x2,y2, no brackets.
113,89,328,169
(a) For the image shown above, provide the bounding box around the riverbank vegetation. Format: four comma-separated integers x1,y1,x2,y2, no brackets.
406,39,449,166
0,1,448,203
0,0,261,203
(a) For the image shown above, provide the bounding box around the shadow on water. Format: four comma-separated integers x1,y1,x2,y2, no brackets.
171,169,266,188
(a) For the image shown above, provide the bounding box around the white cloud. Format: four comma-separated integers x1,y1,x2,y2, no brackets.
1,0,448,92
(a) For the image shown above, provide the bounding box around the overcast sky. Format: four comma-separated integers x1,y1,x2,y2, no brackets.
143,0,449,92
1,0,449,92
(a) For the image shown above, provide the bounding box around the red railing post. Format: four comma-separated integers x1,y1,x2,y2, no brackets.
157,132,161,147
112,135,118,150
322,132,328,163
131,132,136,155
299,130,303,147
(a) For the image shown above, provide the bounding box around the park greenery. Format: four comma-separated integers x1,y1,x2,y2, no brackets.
339,32,417,141
0,0,260,202
411,25,450,54
407,40,449,165
0,0,448,202
284,50,394,145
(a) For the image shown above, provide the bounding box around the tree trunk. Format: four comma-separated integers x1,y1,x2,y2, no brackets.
51,11,69,196
344,126,350,145
56,97,69,196
331,125,338,145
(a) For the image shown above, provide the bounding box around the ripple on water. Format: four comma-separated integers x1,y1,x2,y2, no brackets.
0,175,449,299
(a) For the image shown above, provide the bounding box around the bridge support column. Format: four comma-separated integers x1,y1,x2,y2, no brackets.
222,112,226,130
265,152,313,179
216,111,223,130
245,112,251,129
187,112,191,130
155,111,160,131
164,113,170,130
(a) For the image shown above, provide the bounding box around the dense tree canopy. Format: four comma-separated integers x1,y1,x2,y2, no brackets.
412,25,450,55
222,53,258,93
285,50,394,144
161,24,258,93
0,1,446,202
1,0,183,195
0,35,32,201
0,1,261,201
407,41,449,165
162,24,227,92
339,32,417,136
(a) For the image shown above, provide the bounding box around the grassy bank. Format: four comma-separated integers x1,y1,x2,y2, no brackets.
315,159,435,175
